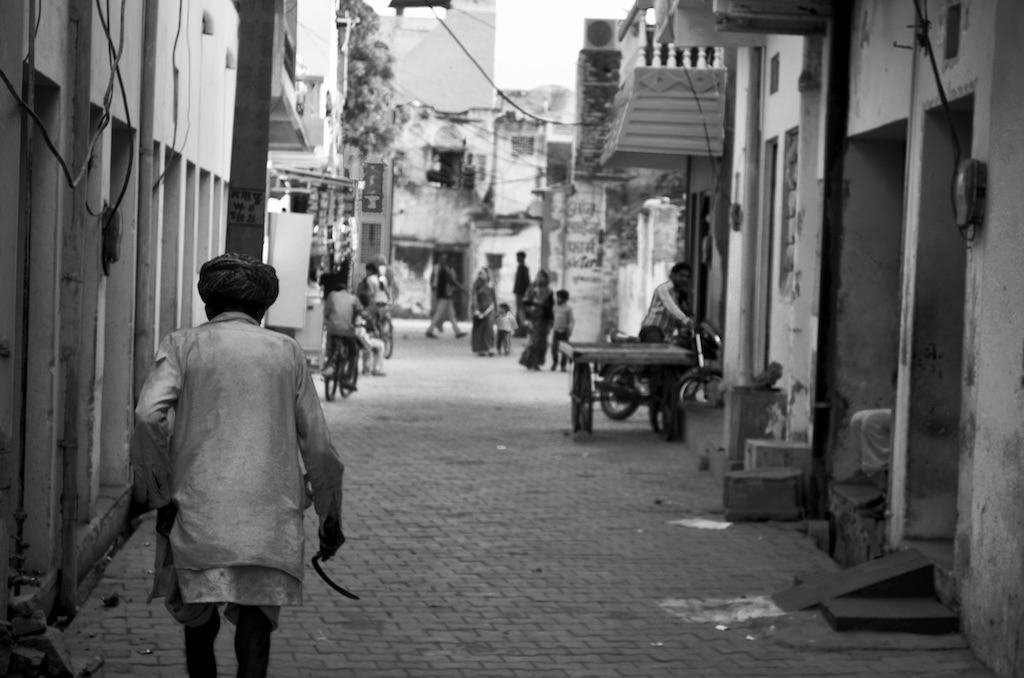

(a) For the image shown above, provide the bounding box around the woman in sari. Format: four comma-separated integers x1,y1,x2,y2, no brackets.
518,270,555,371
470,268,496,356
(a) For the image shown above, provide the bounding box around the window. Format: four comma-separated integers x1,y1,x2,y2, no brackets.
426,148,474,189
769,53,780,95
360,222,382,260
944,3,961,60
511,136,535,156
476,155,487,184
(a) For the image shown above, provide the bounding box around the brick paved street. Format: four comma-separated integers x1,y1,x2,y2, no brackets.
64,320,995,677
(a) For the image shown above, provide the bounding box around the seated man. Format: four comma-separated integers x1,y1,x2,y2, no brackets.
639,262,694,343
850,408,893,518
851,408,893,486
322,279,363,385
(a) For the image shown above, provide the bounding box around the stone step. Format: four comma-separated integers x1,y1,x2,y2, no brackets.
773,548,933,612
821,597,960,634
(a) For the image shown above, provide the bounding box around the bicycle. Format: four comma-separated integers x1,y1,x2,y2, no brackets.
323,334,360,401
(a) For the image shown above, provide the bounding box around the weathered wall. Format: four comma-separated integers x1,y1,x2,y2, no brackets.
1,0,239,584
493,117,545,217
889,0,994,549
830,139,905,481
760,35,803,376
472,222,542,312
956,2,1024,675
847,0,914,137
392,184,477,244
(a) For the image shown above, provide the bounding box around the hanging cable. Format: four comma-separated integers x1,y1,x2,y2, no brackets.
426,4,598,128
154,0,188,188
911,0,969,241
97,0,134,274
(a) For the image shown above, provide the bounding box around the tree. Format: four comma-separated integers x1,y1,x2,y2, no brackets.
338,0,405,159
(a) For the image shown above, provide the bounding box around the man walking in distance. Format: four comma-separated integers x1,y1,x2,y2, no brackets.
132,253,346,678
426,253,467,338
513,251,531,337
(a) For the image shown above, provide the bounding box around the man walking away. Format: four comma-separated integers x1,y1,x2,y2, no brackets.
132,253,347,678
513,251,531,337
426,253,466,338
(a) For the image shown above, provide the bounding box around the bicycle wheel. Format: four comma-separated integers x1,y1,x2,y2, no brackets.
323,350,341,402
380,316,394,359
339,346,359,398
599,365,640,420
679,368,724,407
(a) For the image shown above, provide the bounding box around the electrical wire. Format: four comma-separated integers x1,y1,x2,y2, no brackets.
679,58,726,232
153,0,187,188
0,0,125,191
426,4,598,128
98,0,134,271
911,0,969,240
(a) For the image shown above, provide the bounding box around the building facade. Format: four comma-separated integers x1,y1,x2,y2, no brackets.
644,1,1024,675
0,0,240,615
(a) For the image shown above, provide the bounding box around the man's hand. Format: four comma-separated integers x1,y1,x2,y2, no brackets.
318,515,345,561
156,502,178,538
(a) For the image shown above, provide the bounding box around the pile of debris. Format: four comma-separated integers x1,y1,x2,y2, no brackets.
0,596,76,678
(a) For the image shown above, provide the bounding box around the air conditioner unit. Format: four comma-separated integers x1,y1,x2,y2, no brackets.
583,18,620,51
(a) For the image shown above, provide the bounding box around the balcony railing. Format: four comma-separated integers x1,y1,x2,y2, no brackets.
621,24,726,81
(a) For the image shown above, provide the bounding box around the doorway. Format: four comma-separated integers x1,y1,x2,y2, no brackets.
894,99,973,544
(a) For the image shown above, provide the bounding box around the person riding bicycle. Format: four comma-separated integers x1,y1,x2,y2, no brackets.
639,262,695,344
323,279,364,386
356,262,391,331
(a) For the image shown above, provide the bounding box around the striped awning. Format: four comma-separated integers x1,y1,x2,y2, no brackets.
601,66,727,171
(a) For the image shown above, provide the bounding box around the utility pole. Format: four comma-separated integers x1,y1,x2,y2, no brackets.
58,0,94,617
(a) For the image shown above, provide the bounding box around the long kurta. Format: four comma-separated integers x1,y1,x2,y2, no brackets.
131,312,344,607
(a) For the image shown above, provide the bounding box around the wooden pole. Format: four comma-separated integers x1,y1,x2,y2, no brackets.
58,0,94,617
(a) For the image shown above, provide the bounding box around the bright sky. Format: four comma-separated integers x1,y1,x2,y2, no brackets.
362,0,635,90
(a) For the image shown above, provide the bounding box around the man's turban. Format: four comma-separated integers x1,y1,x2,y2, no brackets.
198,253,279,309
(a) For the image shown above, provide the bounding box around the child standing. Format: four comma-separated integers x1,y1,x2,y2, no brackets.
550,290,575,371
494,302,519,355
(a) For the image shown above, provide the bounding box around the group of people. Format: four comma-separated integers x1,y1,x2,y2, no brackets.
427,251,577,366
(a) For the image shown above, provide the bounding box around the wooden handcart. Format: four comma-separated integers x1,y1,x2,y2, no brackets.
559,342,697,441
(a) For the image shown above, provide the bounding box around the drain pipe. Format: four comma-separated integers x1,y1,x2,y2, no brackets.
133,0,159,398
810,6,854,517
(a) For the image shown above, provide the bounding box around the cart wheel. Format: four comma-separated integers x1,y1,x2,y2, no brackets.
599,365,641,420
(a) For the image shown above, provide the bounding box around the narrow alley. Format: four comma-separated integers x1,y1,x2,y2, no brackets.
62,322,992,678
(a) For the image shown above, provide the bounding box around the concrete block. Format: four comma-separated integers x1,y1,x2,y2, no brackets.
723,388,787,463
744,438,813,499
709,445,743,487
724,467,804,521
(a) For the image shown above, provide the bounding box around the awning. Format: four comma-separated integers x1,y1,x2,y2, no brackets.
601,66,727,171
